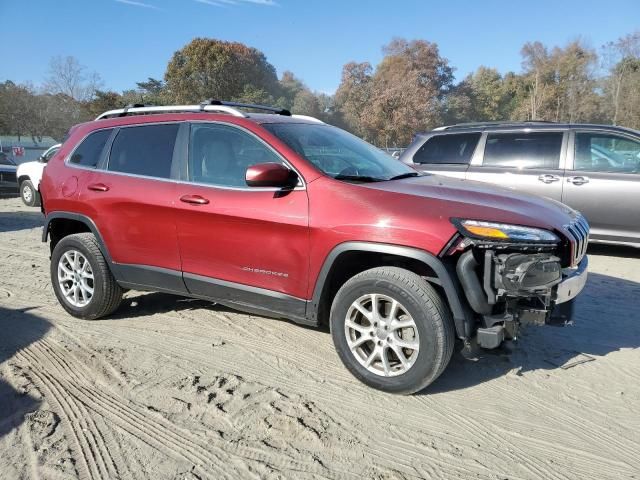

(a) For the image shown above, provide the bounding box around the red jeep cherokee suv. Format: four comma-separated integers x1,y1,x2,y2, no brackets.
40,101,589,394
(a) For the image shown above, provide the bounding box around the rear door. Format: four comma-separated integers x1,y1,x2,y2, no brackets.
563,129,640,243
77,122,185,291
466,130,567,201
408,132,481,179
0,155,17,195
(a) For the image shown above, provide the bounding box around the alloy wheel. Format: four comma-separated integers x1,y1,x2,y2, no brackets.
58,250,94,307
344,293,420,377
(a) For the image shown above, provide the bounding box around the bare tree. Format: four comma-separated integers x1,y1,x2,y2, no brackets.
44,56,103,102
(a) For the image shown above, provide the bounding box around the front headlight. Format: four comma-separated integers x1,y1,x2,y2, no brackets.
453,219,559,243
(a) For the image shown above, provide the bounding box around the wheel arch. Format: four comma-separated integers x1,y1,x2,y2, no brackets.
43,212,112,265
308,242,474,340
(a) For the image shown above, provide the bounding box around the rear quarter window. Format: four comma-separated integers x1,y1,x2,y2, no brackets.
70,129,113,168
413,133,481,165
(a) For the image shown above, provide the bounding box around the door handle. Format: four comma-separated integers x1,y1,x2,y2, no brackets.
87,183,109,192
538,174,560,184
180,194,210,205
567,176,590,186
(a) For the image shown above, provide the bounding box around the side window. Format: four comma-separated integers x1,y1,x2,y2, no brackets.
70,129,112,168
575,132,640,173
483,132,563,169
413,133,481,165
189,123,282,187
108,123,179,179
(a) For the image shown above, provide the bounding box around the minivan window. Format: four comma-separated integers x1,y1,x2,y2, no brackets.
70,129,112,168
108,124,179,179
413,133,481,164
483,132,563,169
189,123,283,187
575,132,640,173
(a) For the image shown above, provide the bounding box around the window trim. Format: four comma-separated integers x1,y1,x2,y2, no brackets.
476,129,569,170
411,131,482,166
568,128,640,173
64,120,307,192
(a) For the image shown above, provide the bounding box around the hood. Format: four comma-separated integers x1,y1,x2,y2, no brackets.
364,174,577,232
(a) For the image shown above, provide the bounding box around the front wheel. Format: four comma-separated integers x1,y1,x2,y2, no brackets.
20,179,40,207
330,267,455,394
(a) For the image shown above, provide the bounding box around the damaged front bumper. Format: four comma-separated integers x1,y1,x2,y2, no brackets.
555,257,588,304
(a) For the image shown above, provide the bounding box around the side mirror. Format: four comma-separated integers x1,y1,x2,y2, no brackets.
246,162,298,188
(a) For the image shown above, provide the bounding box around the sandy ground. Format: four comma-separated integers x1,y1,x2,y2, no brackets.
0,196,639,480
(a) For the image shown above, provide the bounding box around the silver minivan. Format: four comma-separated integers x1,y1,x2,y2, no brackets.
400,122,640,247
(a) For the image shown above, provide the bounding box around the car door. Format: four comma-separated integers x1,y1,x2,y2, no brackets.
76,122,186,292
174,122,309,317
466,130,567,201
407,132,481,179
563,129,640,243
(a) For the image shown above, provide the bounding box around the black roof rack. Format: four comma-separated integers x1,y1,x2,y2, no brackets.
199,99,291,116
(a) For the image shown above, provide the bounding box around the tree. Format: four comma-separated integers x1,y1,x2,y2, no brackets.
44,56,102,102
365,38,454,146
164,38,279,104
334,62,373,137
602,31,640,128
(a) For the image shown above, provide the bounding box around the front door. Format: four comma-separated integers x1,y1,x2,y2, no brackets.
466,130,567,201
563,130,640,243
174,122,309,317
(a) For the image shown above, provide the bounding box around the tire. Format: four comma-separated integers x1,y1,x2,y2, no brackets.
50,233,123,319
20,179,40,207
330,267,455,394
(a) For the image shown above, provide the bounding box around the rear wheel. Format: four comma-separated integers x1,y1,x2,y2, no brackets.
20,180,40,207
51,233,123,319
330,267,454,394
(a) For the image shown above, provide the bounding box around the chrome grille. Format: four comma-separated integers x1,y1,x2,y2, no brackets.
565,214,590,266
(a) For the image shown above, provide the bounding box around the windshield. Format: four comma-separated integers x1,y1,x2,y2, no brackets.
263,123,418,181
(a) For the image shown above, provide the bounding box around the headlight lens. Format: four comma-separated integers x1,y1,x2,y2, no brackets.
454,219,559,243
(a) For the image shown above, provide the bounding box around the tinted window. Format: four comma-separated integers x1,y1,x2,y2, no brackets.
575,132,640,174
483,132,563,169
0,154,14,166
70,129,112,168
109,124,179,178
413,133,481,165
189,124,282,187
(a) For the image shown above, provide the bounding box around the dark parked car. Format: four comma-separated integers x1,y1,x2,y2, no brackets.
40,103,588,394
0,152,18,197
401,122,640,247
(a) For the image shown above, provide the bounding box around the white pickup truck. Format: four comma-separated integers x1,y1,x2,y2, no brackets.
16,144,61,206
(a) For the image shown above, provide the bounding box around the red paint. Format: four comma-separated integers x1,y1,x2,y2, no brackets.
41,112,576,302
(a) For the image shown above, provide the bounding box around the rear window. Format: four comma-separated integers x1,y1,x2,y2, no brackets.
413,133,481,165
108,124,179,179
70,129,112,168
483,132,563,169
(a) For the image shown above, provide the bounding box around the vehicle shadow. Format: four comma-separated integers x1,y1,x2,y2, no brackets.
427,270,640,394
0,306,51,439
0,210,44,233
587,243,640,259
106,291,224,320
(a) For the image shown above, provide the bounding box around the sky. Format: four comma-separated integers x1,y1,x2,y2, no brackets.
1,0,639,95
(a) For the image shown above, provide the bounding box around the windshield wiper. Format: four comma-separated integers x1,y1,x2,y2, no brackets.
334,174,385,182
388,172,421,181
